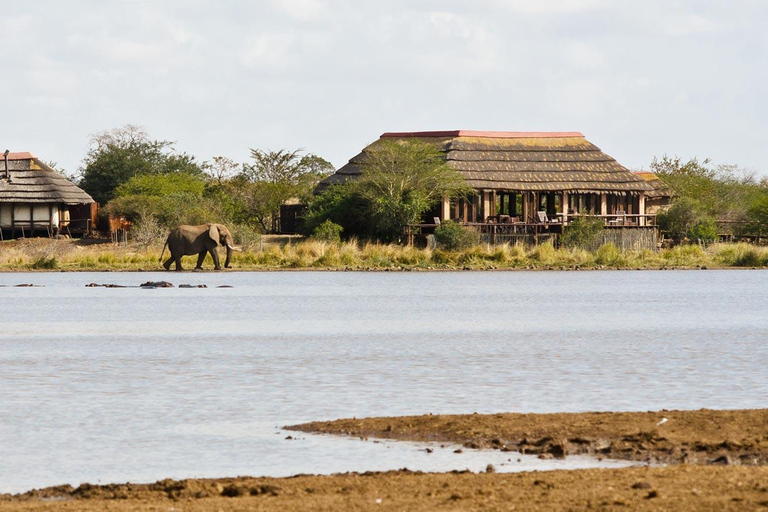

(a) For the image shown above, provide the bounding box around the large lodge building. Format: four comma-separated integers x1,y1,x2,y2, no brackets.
319,130,655,228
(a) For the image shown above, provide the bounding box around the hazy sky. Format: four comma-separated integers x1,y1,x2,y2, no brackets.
2,0,766,176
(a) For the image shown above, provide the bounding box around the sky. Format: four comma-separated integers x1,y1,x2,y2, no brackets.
1,0,766,176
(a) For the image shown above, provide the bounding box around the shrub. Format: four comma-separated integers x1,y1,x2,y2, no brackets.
594,243,622,266
311,220,344,243
560,216,604,249
29,256,57,269
658,197,717,244
434,220,480,250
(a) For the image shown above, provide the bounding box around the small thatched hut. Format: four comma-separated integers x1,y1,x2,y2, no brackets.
633,171,673,214
0,151,96,238
319,130,654,225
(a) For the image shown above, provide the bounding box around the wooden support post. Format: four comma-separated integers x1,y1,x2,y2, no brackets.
600,193,608,217
562,191,569,224
441,196,450,222
638,192,646,226
482,191,491,222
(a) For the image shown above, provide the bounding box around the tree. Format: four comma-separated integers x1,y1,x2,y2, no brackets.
657,197,717,244
241,149,334,232
78,124,202,205
354,139,468,242
650,155,763,222
747,195,768,235
202,156,243,184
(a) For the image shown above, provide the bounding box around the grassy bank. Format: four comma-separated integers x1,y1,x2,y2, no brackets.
1,238,768,271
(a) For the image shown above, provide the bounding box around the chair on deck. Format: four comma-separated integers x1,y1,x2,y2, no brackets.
609,210,626,226
537,211,549,224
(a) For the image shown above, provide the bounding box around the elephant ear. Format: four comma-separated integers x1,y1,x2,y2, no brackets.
208,224,220,246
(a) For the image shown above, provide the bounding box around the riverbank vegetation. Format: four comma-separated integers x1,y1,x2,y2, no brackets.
2,238,767,272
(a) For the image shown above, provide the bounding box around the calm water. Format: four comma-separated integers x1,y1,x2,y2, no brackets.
1,270,767,493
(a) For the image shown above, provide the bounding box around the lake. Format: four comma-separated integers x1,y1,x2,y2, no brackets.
1,270,766,493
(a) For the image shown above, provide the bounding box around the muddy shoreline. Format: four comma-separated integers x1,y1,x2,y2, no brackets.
289,409,768,466
3,408,767,510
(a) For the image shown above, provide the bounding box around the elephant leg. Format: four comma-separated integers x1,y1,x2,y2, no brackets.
195,251,206,270
211,249,222,270
174,256,183,271
163,257,174,271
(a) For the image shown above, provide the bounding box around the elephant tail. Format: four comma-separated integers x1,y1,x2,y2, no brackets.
159,239,168,263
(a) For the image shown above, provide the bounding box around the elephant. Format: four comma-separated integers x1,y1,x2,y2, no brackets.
159,223,241,271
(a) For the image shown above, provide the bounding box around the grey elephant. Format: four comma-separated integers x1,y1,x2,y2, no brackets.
159,223,241,271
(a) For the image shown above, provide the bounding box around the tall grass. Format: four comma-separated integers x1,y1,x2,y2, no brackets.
1,239,767,271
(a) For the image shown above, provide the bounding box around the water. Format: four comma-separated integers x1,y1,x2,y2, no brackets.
1,270,767,493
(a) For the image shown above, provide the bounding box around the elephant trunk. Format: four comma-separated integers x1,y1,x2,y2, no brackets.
224,244,241,268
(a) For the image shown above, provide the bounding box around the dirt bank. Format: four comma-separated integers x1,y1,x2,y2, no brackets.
3,408,768,511
289,409,768,465
2,466,768,511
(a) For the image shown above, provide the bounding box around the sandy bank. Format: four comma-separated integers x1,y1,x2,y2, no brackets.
289,408,768,466
3,408,768,511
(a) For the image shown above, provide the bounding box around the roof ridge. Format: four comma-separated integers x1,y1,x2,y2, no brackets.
381,130,584,139
2,151,38,161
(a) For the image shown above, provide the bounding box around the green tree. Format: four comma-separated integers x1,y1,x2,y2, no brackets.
354,139,468,242
242,149,334,232
658,197,718,244
78,124,202,205
746,195,768,235
650,155,763,222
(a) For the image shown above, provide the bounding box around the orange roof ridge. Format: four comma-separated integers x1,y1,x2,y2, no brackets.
380,130,584,139
2,151,38,161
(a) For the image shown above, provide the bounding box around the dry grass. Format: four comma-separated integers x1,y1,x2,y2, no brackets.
1,238,767,271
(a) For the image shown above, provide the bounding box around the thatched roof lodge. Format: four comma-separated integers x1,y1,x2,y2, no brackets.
319,130,654,226
0,151,96,238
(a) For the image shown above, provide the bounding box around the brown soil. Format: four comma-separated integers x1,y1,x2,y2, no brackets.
289,409,768,465
2,466,768,511
3,408,768,511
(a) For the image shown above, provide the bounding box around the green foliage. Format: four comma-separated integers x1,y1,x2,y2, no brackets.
311,220,344,243
560,216,604,248
594,243,623,266
115,173,206,198
434,220,481,250
29,256,58,269
78,125,203,205
301,184,374,240
354,139,469,242
746,195,768,234
650,155,767,229
658,197,717,243
242,149,334,232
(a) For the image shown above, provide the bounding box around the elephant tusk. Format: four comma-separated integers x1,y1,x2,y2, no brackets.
227,244,243,252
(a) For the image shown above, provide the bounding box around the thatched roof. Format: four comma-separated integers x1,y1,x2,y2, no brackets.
318,130,653,195
634,171,673,199
0,152,94,205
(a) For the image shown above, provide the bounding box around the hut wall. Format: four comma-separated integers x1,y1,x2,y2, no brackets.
0,204,11,227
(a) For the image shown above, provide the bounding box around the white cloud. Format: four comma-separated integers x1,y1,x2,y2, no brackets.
240,32,297,69
273,0,327,21
564,41,605,71
662,13,721,36
494,0,605,15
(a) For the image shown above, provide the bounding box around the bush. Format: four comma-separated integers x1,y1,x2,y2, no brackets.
434,220,480,250
658,197,718,244
560,216,604,248
311,220,344,243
